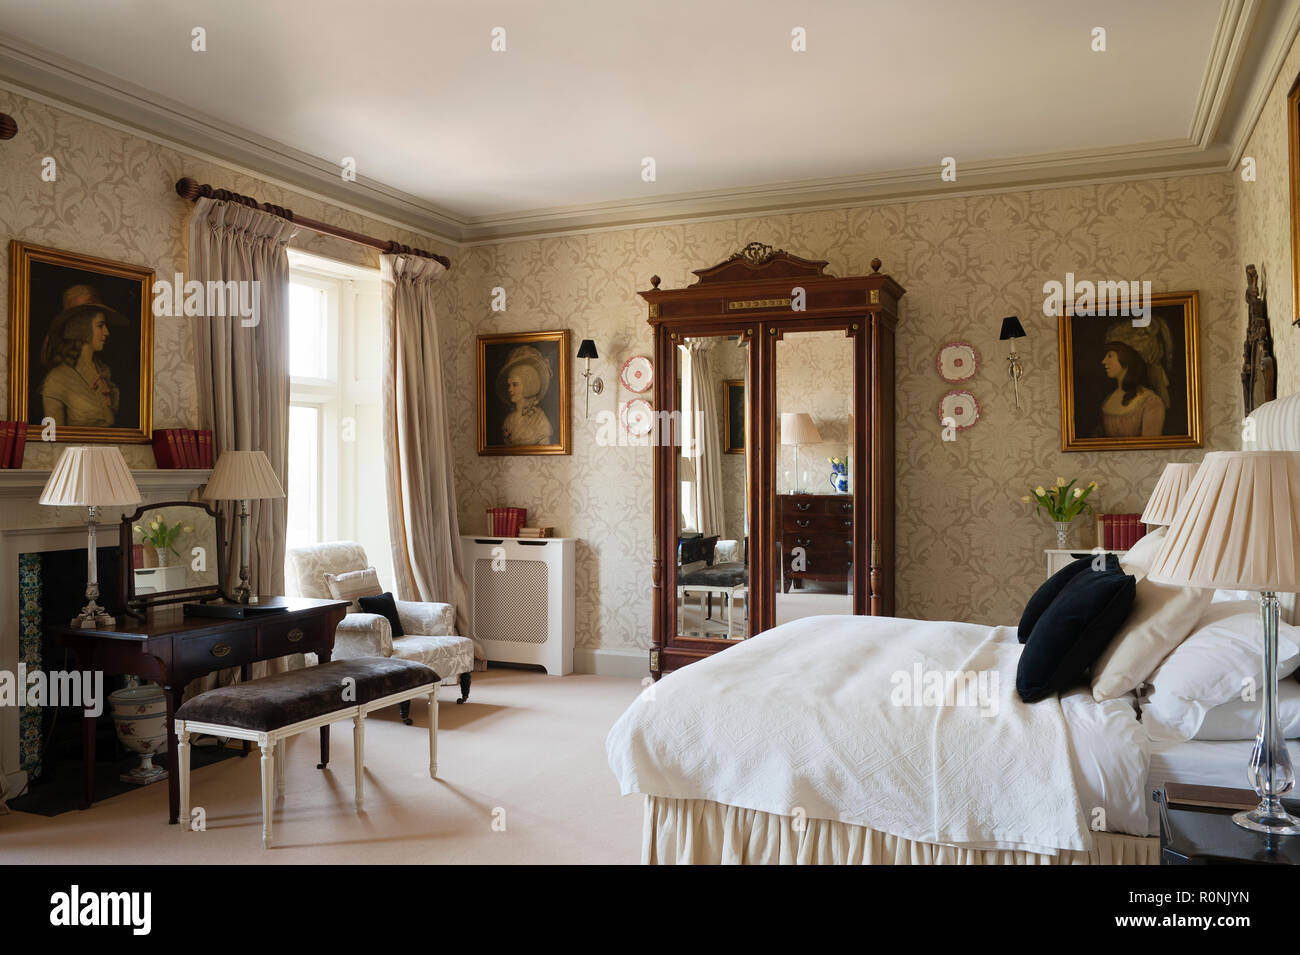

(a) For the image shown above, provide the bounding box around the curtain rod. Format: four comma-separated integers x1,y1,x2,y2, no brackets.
174,177,451,270
0,114,16,140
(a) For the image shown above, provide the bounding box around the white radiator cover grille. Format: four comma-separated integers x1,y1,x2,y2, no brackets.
473,558,549,645
461,536,575,675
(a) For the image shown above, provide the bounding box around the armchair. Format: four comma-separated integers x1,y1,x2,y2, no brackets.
286,542,474,719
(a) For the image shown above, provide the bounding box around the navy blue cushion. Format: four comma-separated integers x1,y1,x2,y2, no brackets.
1018,554,1116,644
1016,564,1136,703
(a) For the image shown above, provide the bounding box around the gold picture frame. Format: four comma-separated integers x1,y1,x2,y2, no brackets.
8,241,154,444
722,379,745,454
1288,71,1300,325
1057,290,1201,452
476,329,571,455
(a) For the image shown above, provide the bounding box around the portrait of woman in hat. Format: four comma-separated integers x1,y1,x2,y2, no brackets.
9,242,153,443
1058,291,1202,452
476,330,571,455
39,284,126,428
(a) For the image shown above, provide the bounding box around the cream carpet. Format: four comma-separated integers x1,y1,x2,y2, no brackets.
0,670,646,864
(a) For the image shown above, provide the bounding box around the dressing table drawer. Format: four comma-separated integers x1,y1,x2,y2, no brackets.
257,617,315,657
176,630,255,670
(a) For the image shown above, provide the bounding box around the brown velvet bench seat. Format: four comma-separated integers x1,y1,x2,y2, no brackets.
175,658,440,848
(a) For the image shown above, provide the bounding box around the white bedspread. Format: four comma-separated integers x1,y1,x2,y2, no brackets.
608,615,1115,855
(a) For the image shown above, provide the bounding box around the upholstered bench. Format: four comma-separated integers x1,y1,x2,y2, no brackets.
175,658,440,848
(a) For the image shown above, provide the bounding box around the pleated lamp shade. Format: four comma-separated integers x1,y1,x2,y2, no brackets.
781,412,822,445
1140,462,1200,527
1148,451,1300,592
39,446,142,507
203,450,285,501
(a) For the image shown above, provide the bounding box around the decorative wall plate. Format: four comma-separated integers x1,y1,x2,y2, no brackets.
937,342,979,382
620,355,654,393
621,398,654,436
938,390,980,430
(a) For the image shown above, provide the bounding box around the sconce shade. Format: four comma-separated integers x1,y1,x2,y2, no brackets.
577,339,599,360
203,450,285,501
999,316,1026,340
1148,451,1300,592
780,412,822,445
39,446,142,507
1140,462,1200,527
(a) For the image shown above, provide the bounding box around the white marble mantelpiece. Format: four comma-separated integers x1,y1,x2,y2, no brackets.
0,468,211,502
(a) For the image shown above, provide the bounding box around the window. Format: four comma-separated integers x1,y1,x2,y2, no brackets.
286,251,393,588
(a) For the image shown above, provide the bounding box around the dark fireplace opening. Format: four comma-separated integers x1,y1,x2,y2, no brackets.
29,544,125,786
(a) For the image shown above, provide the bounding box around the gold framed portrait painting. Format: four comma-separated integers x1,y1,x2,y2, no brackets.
1057,290,1201,452
477,330,571,455
8,241,154,444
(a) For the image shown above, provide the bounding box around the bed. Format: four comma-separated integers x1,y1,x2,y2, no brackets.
607,392,1300,865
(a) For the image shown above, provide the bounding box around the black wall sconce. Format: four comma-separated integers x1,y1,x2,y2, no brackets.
577,339,603,418
999,316,1026,411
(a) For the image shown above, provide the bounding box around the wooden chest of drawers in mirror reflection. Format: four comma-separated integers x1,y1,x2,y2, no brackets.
779,493,853,592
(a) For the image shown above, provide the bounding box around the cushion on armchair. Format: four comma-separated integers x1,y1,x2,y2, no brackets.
325,567,384,610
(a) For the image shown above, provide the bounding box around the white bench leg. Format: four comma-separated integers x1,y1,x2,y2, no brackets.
177,723,190,831
428,687,438,778
275,738,286,799
260,740,274,849
353,714,365,811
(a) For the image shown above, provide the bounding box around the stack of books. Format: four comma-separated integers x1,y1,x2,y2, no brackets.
1097,512,1145,550
0,421,27,468
486,506,527,537
152,429,214,468
518,526,554,538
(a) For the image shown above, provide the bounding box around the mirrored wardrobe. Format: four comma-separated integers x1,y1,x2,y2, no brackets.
640,244,905,678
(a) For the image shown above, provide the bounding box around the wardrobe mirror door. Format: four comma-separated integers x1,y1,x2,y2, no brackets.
674,334,751,642
774,329,854,621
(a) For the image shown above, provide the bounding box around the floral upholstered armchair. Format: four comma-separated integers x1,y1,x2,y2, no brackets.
286,541,475,717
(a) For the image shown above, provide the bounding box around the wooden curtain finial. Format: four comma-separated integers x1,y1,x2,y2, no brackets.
0,113,18,140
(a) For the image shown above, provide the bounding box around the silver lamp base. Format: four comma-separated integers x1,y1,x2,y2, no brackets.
1233,801,1300,835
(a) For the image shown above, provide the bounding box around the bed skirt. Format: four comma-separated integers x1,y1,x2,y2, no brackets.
643,797,1160,865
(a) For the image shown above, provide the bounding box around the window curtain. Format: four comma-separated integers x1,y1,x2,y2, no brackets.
682,339,726,537
188,196,294,681
379,254,479,662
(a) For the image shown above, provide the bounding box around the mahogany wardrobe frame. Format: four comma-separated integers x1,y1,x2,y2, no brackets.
639,244,905,679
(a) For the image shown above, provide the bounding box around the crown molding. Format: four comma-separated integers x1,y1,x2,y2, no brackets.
0,31,470,243
0,3,1295,246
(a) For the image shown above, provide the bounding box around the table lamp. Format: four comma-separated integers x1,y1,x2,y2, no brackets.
1148,451,1300,834
780,412,821,494
1140,462,1200,530
203,450,285,604
39,446,142,628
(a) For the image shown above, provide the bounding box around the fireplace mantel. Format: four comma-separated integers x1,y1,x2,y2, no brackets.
0,468,211,502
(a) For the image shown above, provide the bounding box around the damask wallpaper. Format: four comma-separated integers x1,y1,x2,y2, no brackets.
451,174,1244,648
0,88,453,531
0,87,1259,657
1236,29,1300,398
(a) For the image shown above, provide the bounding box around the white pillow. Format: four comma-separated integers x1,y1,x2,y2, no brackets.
324,567,383,611
1090,527,1213,701
1141,600,1300,740
1194,676,1300,740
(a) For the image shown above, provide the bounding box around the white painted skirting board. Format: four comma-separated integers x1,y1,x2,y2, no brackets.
573,647,649,680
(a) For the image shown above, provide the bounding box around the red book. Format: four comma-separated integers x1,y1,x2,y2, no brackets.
152,429,175,468
166,429,184,468
10,422,26,468
198,429,213,468
509,507,526,537
182,429,199,467
1103,514,1115,550
0,422,13,469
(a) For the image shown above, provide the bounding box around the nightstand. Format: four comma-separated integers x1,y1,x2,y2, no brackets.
1156,786,1300,864
1044,548,1127,577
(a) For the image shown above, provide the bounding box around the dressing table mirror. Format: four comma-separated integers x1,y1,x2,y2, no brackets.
118,500,229,619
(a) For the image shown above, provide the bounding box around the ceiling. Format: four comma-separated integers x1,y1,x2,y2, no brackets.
0,0,1296,242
